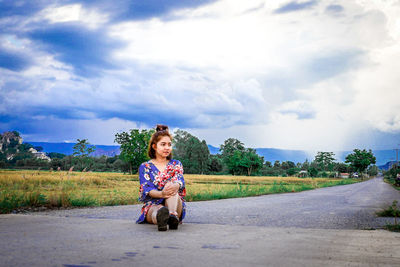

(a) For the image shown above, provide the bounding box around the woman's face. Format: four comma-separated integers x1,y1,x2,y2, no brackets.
153,136,172,159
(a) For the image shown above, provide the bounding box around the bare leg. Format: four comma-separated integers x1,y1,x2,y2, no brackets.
165,194,183,218
146,204,163,224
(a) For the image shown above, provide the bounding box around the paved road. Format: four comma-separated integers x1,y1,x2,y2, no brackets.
29,176,400,229
1,177,400,266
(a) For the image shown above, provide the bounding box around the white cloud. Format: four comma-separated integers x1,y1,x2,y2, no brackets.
41,4,109,29
2,0,400,150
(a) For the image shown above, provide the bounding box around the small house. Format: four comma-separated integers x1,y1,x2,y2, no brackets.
298,170,308,178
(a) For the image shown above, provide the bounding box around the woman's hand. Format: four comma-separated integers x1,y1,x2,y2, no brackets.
162,182,179,198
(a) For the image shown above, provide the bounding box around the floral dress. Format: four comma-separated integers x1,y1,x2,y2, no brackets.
136,159,186,224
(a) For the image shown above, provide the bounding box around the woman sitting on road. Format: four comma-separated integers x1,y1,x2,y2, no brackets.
136,124,186,231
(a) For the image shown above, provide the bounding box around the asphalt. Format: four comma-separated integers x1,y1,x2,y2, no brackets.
1,177,400,266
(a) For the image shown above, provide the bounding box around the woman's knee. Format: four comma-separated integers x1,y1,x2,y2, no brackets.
165,193,179,202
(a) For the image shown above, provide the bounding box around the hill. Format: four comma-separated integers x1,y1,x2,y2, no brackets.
208,145,312,163
378,161,397,171
27,142,120,157
208,145,395,166
26,142,394,166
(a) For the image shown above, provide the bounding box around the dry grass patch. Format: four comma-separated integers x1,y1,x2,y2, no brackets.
0,170,358,213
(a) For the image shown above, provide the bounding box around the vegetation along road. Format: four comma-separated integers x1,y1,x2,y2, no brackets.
1,176,400,266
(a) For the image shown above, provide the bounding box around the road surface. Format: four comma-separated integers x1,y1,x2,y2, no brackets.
1,177,399,266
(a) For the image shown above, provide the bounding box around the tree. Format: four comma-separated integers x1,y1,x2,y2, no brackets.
264,161,272,168
336,162,350,173
345,149,376,176
367,165,379,177
287,167,299,176
308,166,318,177
208,154,223,173
114,129,154,174
273,160,281,169
239,148,264,176
314,152,336,171
173,130,210,174
72,139,96,171
219,138,265,175
48,152,67,159
281,161,295,170
220,138,245,175
198,140,210,174
73,139,96,157
220,138,245,159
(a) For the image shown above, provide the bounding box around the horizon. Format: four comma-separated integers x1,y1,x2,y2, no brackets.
24,139,394,152
24,139,397,166
1,0,400,151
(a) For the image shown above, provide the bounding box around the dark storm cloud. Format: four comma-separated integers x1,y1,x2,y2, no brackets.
28,24,123,77
274,1,317,14
0,0,218,78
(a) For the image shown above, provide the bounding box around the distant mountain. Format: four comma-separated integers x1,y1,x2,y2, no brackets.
378,161,397,171
208,145,311,163
26,142,395,165
255,148,311,163
26,142,120,157
208,145,395,165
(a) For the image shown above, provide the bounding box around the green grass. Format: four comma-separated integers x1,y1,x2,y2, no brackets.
185,179,357,202
0,190,47,213
377,200,400,217
0,169,360,213
376,200,400,232
384,224,400,232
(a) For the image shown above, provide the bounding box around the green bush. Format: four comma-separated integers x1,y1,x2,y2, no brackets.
377,200,400,217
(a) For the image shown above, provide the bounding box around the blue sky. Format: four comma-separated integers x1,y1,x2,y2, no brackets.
1,0,400,152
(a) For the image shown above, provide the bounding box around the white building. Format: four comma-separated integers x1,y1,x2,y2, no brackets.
29,148,51,162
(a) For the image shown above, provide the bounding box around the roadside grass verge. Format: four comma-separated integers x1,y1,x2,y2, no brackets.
383,177,400,191
185,177,357,202
0,170,359,213
376,200,400,232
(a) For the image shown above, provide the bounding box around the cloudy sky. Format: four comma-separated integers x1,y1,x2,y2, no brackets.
1,0,399,151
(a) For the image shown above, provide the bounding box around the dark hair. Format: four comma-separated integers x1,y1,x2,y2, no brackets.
148,124,173,160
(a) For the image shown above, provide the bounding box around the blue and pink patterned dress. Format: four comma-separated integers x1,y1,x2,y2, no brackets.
136,159,186,224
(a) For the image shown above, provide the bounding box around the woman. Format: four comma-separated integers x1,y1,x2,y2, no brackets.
136,124,186,231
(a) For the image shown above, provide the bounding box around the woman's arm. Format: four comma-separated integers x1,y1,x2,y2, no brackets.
175,161,185,191
138,163,157,202
149,182,179,199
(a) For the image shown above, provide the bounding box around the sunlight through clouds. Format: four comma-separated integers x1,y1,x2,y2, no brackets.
0,0,399,151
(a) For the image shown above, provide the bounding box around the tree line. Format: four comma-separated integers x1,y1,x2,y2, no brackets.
0,130,378,177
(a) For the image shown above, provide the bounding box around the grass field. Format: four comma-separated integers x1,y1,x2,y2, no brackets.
0,169,359,214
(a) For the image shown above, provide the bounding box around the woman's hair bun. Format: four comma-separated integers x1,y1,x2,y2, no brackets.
156,124,169,132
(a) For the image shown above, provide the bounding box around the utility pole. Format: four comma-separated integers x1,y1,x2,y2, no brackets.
395,147,400,169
